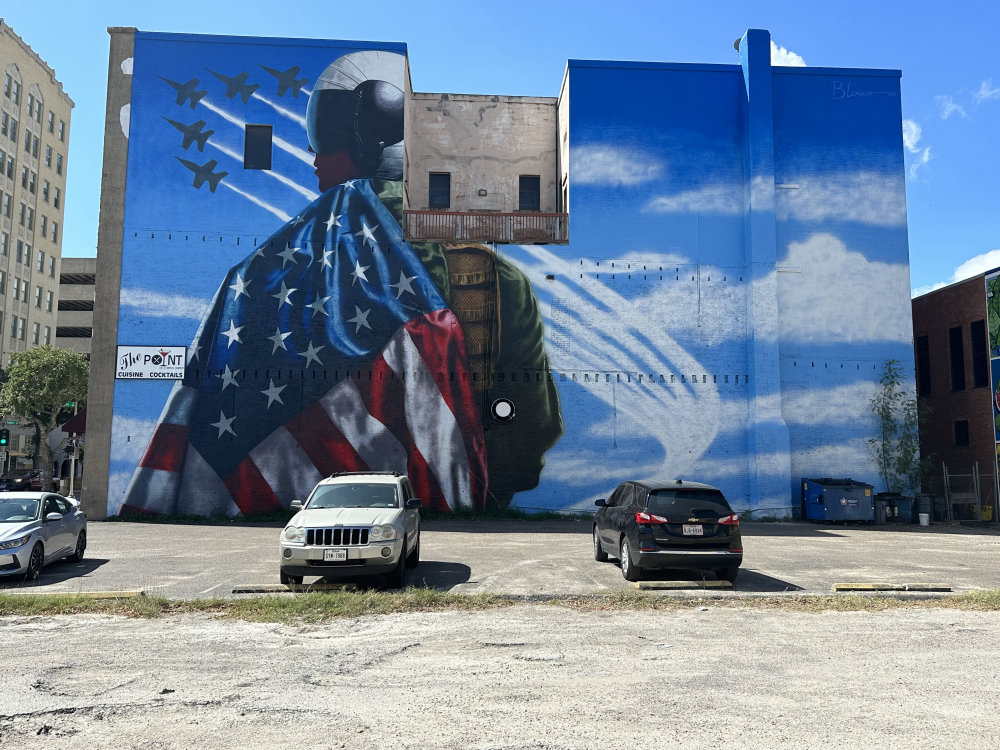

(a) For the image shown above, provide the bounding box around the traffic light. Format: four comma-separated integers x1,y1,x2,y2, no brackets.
0,429,8,447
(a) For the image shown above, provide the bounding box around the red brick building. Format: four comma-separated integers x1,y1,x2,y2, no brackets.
912,276,995,514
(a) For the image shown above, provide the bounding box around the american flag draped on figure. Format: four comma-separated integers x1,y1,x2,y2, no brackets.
120,179,489,516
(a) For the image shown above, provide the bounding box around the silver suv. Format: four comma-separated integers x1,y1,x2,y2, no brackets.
279,472,421,588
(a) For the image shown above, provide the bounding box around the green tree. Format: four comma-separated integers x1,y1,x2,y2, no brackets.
0,346,89,490
867,358,931,494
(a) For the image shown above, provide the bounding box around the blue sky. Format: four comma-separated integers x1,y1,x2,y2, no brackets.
3,0,998,296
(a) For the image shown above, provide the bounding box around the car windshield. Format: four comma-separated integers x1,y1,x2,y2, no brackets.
0,496,39,521
647,489,732,518
308,483,399,509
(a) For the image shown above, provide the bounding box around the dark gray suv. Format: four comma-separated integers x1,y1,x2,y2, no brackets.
593,479,743,583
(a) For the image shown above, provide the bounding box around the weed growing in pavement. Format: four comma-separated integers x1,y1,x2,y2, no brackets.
2,589,1000,623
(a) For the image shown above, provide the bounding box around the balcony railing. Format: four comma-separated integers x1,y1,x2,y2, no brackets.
403,210,569,245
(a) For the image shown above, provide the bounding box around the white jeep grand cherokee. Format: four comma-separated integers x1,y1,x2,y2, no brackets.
279,472,421,588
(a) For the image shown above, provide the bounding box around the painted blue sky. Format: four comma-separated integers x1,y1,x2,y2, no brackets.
3,0,998,296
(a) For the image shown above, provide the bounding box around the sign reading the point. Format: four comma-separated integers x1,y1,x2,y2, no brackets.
491,398,515,422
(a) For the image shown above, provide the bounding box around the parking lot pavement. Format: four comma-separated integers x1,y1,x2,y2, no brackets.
2,519,999,599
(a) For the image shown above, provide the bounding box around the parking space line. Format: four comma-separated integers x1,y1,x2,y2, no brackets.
831,583,953,592
636,580,733,590
231,583,358,594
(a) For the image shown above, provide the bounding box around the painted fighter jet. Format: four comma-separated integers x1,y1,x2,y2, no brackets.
163,118,214,152
260,65,308,98
176,157,227,192
159,77,207,109
207,69,259,104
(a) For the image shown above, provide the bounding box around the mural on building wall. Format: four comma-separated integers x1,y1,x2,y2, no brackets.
110,31,914,518
114,37,561,517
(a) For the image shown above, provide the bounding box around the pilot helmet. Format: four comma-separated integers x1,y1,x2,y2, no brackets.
306,50,405,180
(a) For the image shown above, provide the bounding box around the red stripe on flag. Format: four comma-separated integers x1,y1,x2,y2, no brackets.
358,358,450,512
285,400,367,476
223,457,284,515
138,423,190,474
403,311,489,507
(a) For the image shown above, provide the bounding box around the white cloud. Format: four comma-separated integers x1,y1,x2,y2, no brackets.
901,119,932,179
782,382,880,426
913,248,1000,297
973,79,1000,103
110,416,158,464
120,288,210,320
770,41,806,67
777,232,912,343
936,94,967,119
571,145,664,186
776,171,907,226
646,184,741,214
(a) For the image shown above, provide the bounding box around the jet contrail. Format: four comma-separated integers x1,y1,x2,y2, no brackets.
209,141,318,201
251,92,307,128
198,97,314,166
221,181,290,222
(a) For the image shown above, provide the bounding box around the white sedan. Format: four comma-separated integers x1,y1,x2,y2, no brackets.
0,492,87,581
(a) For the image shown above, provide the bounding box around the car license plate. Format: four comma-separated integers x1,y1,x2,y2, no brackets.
323,548,347,562
682,524,704,536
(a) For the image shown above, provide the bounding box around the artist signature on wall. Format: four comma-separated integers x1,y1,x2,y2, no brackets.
832,81,897,100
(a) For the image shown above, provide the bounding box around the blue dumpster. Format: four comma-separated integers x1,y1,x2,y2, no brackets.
802,478,875,522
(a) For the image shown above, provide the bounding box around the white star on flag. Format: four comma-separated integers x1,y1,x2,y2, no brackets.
228,273,251,299
321,249,334,268
299,341,324,367
221,320,242,348
209,410,236,438
261,379,286,409
390,271,418,298
277,243,301,267
271,281,297,308
307,292,331,317
348,305,372,333
351,260,370,287
324,213,342,231
268,327,291,354
356,221,380,249
217,364,240,390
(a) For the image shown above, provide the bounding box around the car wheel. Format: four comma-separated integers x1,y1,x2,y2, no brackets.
717,567,739,583
68,531,87,562
620,537,640,582
390,544,407,590
280,569,303,586
25,543,44,581
406,534,420,568
593,526,608,562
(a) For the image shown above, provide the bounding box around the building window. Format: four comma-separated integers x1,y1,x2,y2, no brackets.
47,111,54,133
0,271,6,295
45,290,53,312
9,315,16,339
15,241,22,263
49,257,56,277
20,279,28,304
58,120,65,142
32,137,38,159
519,175,541,211
429,173,450,209
11,276,19,301
42,180,49,203
43,326,51,346
0,112,7,136
4,152,12,179
954,420,970,447
0,149,5,174
26,208,34,231
40,216,47,238
55,154,63,175
51,222,58,243
18,202,25,226
243,124,272,170
949,325,966,391
971,319,988,388
9,117,17,142
28,171,36,194
17,316,24,341
37,250,45,272
27,95,35,120
31,322,39,345
12,81,21,106
23,244,31,266
916,335,931,397
2,74,10,99
0,232,7,257
53,187,61,209
2,194,10,217
34,286,42,308
23,130,31,154
21,166,28,188
44,146,51,168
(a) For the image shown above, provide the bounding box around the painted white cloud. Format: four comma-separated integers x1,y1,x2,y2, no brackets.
110,416,158,464
777,232,912,343
782,382,880,427
936,94,967,119
901,119,931,179
770,41,806,67
776,171,907,227
646,184,741,215
120,57,133,75
120,288,210,320
119,103,130,139
912,248,1000,297
973,79,1000,103
571,145,664,186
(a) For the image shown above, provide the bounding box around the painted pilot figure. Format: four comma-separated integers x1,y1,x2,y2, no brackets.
122,51,561,517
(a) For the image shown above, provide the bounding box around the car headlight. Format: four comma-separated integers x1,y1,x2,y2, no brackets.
369,524,397,541
0,534,31,551
282,526,304,543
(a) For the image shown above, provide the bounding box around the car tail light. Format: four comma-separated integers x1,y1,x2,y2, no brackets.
718,513,740,526
635,511,669,525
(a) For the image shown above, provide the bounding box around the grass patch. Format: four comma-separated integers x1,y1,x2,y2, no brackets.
3,589,1000,623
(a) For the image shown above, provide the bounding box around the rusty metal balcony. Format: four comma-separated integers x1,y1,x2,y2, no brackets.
403,210,569,245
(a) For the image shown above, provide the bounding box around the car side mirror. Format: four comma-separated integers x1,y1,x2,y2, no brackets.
45,512,62,522
595,498,607,507
290,500,303,511
405,498,422,510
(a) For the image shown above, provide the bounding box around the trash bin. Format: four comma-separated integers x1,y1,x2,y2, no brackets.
802,478,875,522
874,499,888,524
894,496,914,524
